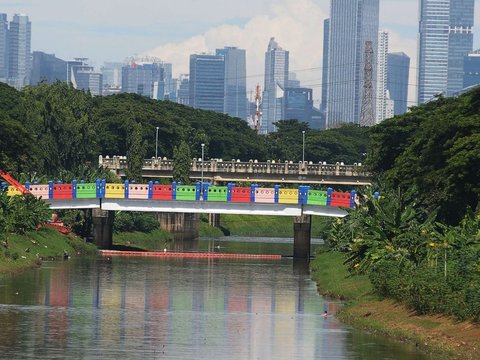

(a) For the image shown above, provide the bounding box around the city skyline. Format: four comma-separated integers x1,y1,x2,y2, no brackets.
3,0,480,106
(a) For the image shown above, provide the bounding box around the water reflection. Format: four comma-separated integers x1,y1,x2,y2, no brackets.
0,257,430,359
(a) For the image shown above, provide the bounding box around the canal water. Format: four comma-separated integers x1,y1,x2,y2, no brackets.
0,238,432,359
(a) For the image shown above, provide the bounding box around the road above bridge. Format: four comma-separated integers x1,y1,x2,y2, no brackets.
99,155,372,186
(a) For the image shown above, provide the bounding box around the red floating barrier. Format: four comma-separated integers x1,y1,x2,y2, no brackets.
99,250,281,260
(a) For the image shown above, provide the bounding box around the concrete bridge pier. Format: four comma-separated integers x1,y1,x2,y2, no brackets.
293,215,312,259
92,209,115,249
208,213,221,227
156,213,200,241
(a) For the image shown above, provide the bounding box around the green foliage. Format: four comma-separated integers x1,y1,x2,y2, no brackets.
113,212,159,233
125,121,147,182
0,192,51,238
173,140,192,184
367,90,480,224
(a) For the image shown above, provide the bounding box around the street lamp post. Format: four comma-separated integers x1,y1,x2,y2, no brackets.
201,143,205,199
155,127,159,159
302,130,305,163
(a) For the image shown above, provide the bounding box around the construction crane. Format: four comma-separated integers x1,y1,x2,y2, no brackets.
253,84,262,134
0,169,30,195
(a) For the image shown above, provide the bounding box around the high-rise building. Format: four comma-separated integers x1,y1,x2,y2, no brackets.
122,62,165,100
387,52,410,116
376,31,390,123
101,62,123,88
8,13,31,89
262,37,289,133
287,72,301,88
176,74,189,105
325,0,379,128
463,51,480,89
284,87,313,124
417,0,475,103
320,18,330,116
30,51,67,85
216,47,247,120
189,54,225,113
0,13,8,82
67,59,102,96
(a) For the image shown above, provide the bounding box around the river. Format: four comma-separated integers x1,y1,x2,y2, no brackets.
0,238,432,359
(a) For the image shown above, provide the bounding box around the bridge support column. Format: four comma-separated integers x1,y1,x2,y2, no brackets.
208,213,221,227
92,209,115,249
293,215,311,259
156,213,200,241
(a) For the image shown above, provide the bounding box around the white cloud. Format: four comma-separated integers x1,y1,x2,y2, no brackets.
144,0,327,99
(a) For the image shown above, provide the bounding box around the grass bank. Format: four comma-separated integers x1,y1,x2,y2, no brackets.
220,214,330,238
310,249,480,359
0,228,97,274
113,229,174,251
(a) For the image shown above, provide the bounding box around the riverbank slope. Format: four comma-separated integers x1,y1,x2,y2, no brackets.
310,250,480,359
0,228,97,274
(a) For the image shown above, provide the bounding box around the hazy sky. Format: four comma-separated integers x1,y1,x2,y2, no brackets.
3,0,480,105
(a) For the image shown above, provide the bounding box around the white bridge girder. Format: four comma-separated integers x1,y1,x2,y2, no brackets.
44,199,348,217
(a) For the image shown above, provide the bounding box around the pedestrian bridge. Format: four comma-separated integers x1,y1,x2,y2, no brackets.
99,155,371,185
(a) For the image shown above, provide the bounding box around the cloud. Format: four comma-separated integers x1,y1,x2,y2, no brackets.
143,0,327,98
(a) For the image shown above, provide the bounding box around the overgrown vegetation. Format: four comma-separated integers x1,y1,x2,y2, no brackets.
321,89,480,324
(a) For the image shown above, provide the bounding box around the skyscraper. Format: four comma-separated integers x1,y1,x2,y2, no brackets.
387,52,410,116
67,59,102,96
417,0,475,103
216,47,247,120
463,51,480,89
8,13,31,89
189,54,225,113
376,31,392,123
325,0,379,128
262,37,289,133
0,13,8,82
320,18,330,116
30,51,67,85
284,87,313,124
122,62,164,99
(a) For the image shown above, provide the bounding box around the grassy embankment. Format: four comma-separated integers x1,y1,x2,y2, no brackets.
310,249,480,360
0,228,97,274
215,214,329,238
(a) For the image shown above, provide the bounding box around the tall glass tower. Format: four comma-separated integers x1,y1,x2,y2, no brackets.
262,38,289,133
8,13,31,89
216,47,247,120
189,54,225,113
417,0,474,103
0,13,8,81
325,0,379,128
387,52,410,115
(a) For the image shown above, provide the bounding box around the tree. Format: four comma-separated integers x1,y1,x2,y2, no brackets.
126,121,147,183
173,140,192,184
